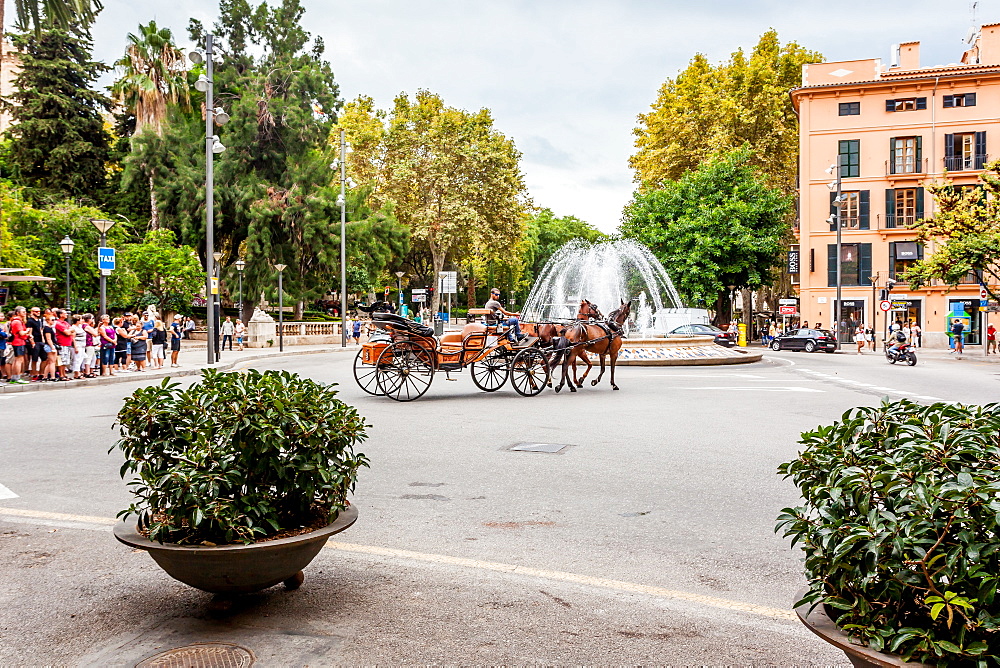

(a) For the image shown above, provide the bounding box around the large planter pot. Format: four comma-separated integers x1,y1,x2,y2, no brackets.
794,590,930,667
114,505,358,594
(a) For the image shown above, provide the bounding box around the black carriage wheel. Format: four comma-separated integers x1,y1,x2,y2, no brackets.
470,348,509,392
510,348,549,397
376,341,434,402
353,348,382,395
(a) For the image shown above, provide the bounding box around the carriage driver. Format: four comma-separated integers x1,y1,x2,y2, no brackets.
485,287,527,343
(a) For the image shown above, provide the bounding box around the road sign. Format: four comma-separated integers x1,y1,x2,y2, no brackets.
210,277,219,295
100,269,111,276
439,271,457,294
412,290,426,303
778,305,797,315
879,300,892,312
98,247,115,271
778,298,798,305
981,286,989,300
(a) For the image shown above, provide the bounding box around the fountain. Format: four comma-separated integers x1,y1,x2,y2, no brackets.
521,239,761,366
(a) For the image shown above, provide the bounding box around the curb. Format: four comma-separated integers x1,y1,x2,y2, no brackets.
0,346,356,394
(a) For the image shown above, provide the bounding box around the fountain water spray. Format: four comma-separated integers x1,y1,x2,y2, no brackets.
521,239,709,336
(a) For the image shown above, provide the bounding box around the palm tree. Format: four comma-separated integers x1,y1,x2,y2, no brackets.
9,0,101,34
111,21,189,228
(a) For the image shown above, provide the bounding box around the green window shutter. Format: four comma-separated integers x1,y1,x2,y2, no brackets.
860,244,872,285
943,95,955,108
885,99,895,112
916,136,923,169
885,188,896,226
828,245,837,287
859,190,870,230
916,187,924,220
944,133,955,160
889,137,897,174
976,131,987,169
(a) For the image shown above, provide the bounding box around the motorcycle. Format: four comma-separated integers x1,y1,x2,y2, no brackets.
884,342,917,366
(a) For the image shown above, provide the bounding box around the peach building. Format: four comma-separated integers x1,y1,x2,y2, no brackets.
790,25,1000,348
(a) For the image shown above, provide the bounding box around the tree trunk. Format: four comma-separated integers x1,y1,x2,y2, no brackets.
294,300,304,320
429,250,445,315
466,263,476,310
149,173,160,229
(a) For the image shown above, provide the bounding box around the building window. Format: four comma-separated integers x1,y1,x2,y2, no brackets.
838,101,860,116
890,241,923,280
890,136,923,174
838,139,859,177
944,131,986,170
830,190,869,230
885,97,927,112
943,93,976,108
827,243,872,287
884,187,924,229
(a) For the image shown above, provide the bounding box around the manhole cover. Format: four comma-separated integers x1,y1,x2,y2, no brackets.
136,643,255,668
506,442,573,454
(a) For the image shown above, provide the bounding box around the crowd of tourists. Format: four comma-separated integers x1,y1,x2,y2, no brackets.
0,306,186,384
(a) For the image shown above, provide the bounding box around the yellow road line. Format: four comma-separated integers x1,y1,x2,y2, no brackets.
324,540,796,621
0,506,794,622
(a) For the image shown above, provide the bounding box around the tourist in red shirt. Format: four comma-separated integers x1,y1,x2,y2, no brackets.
7,306,29,384
54,309,74,380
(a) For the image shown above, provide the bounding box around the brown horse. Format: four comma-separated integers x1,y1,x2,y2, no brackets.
553,299,631,392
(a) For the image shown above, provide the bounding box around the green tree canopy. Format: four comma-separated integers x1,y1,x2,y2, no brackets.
338,91,530,314
631,29,821,195
3,26,111,201
109,228,204,313
522,208,605,283
621,147,791,315
903,162,1000,298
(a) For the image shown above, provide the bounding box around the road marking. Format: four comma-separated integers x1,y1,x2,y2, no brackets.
0,506,796,623
668,386,824,393
323,540,796,622
0,483,18,500
648,373,767,379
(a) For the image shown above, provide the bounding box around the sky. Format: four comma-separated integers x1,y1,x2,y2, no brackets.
71,0,998,233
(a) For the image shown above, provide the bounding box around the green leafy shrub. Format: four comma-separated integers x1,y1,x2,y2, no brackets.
777,400,1000,665
115,369,369,545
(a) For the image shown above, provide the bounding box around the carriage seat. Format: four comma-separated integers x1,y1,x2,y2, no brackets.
371,312,435,338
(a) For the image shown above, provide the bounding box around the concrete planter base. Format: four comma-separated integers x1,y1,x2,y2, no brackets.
114,505,357,594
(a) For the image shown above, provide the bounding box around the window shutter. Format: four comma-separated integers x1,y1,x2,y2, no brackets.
976,131,987,169
916,136,923,170
860,190,870,230
917,242,924,260
916,187,924,220
860,244,872,286
828,245,837,287
944,133,955,162
916,97,927,110
943,95,955,108
829,192,837,231
966,93,977,106
885,99,895,112
889,137,897,174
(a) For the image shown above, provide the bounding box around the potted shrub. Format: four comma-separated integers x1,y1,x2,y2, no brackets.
778,399,1000,666
113,369,369,594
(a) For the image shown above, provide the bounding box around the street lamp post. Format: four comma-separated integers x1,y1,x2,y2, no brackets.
235,259,245,321
89,219,116,317
395,271,404,312
826,160,844,347
274,264,287,352
190,36,228,365
337,129,347,348
59,235,75,311
213,251,223,362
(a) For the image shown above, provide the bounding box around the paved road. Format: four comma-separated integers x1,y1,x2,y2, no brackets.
1,347,996,665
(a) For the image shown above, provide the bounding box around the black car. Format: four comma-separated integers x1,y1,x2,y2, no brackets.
668,323,737,347
770,328,837,353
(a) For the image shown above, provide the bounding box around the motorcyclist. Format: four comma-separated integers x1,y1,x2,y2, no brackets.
887,328,908,358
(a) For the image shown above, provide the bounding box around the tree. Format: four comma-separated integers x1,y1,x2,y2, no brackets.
621,147,791,322
903,162,1000,298
109,229,204,313
338,91,530,314
631,30,821,194
522,208,605,284
8,0,100,34
3,27,110,201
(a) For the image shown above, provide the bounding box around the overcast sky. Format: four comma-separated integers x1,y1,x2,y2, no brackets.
74,0,996,232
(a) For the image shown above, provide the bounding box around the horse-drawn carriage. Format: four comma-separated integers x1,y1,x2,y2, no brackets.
352,310,551,401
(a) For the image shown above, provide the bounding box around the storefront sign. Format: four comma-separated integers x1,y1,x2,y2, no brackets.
778,298,797,305
778,305,797,315
787,250,800,274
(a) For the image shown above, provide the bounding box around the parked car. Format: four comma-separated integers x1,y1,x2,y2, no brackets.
668,323,737,347
770,328,837,353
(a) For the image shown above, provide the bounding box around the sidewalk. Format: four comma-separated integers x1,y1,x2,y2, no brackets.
0,344,358,394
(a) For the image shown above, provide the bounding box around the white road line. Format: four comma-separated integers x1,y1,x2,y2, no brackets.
0,506,797,622
0,483,18,500
323,541,796,622
647,373,767,378
669,386,824,392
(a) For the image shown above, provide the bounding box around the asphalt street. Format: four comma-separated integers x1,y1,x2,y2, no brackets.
1,345,998,665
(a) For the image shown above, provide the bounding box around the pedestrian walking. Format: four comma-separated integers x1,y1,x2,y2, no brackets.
951,318,966,355
854,324,866,354
235,319,245,351
221,316,235,351
170,315,183,367
987,322,997,355
352,318,362,345
911,322,922,347
867,326,876,351
150,320,167,369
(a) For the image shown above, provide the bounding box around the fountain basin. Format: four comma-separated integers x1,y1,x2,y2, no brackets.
606,336,762,366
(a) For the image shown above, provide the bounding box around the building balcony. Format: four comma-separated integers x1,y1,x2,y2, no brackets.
944,154,988,171
883,214,918,229
886,158,928,176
